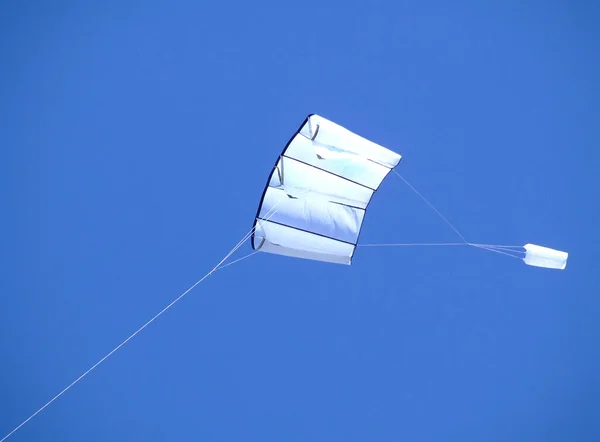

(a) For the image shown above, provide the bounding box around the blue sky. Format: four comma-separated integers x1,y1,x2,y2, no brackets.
2,1,599,441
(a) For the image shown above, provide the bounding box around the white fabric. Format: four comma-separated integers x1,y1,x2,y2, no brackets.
299,115,401,169
284,134,391,190
259,187,365,244
523,244,568,270
254,114,401,264
254,220,354,265
269,156,373,209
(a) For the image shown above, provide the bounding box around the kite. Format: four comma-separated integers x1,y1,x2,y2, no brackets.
251,114,568,270
2,112,569,442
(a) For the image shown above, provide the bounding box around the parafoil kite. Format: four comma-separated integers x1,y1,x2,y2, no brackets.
251,114,568,270
0,113,570,442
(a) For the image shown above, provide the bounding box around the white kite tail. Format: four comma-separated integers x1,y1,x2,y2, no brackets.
522,244,569,270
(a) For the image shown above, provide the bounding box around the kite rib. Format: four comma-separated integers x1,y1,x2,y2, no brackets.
0,205,282,442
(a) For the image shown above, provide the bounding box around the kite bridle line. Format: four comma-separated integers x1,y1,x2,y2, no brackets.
0,201,285,442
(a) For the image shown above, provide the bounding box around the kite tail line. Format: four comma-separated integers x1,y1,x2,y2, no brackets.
389,169,525,260
358,242,525,259
392,169,468,243
0,203,282,442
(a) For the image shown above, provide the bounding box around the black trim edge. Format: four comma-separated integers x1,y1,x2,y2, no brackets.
251,114,314,250
281,154,377,192
251,114,403,265
257,218,357,246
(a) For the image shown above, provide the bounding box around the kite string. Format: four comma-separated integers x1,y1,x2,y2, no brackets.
0,268,222,442
0,204,282,442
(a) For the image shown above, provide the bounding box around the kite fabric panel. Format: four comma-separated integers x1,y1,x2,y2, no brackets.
252,114,402,265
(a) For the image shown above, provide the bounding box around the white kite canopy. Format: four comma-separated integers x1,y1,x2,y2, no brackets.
523,244,568,270
251,113,569,271
251,114,401,265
